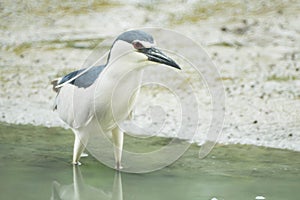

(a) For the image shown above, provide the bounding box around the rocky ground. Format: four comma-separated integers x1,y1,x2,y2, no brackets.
0,0,299,151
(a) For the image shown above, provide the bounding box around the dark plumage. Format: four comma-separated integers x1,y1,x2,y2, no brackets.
58,65,106,88
116,30,154,44
54,30,153,90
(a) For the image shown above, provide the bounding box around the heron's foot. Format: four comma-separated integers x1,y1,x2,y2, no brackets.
115,162,123,171
80,152,88,158
72,161,82,166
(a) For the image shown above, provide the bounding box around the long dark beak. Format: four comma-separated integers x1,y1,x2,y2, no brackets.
139,47,181,70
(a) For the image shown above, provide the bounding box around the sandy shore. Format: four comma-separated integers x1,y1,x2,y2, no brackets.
0,1,299,151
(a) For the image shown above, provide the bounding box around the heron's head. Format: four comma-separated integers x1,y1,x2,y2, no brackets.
107,30,181,71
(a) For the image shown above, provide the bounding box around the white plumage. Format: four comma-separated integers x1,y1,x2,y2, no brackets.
52,30,180,169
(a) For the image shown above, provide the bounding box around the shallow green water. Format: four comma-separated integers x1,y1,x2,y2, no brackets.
0,122,299,200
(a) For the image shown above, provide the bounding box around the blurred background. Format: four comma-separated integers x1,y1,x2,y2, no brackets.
1,0,299,150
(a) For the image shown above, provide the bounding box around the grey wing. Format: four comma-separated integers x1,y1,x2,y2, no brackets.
53,65,106,128
58,65,106,88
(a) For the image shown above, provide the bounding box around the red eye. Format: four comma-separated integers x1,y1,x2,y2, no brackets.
132,41,144,49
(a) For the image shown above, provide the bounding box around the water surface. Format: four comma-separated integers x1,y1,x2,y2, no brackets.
0,123,299,200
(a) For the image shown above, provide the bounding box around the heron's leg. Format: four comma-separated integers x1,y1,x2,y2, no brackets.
112,172,123,200
112,126,124,170
72,132,89,165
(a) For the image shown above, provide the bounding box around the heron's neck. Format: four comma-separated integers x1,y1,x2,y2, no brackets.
104,57,145,81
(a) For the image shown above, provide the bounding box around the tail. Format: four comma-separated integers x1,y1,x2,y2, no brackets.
51,78,61,111
51,78,61,93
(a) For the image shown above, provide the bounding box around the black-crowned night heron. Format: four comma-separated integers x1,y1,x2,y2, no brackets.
52,30,181,170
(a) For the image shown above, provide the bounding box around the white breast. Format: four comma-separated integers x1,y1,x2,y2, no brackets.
93,62,143,132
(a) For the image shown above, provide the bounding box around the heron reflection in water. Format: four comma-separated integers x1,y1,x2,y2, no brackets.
51,167,123,200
